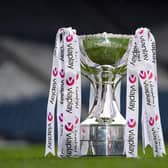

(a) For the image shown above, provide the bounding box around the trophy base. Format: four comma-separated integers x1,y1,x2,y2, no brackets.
80,117,126,156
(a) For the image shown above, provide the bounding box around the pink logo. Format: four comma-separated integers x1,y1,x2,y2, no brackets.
66,76,75,86
139,70,146,80
74,116,79,125
53,67,58,77
59,69,65,78
129,74,136,84
66,34,73,42
149,117,155,126
127,119,136,128
82,128,86,134
139,29,144,35
155,114,159,122
147,70,153,80
59,113,63,122
76,73,79,80
48,112,53,122
65,122,74,132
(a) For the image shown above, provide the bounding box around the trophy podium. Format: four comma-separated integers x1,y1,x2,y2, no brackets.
79,33,131,156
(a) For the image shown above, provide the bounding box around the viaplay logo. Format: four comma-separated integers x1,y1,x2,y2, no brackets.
53,67,58,77
139,70,147,80
155,114,159,122
66,34,73,42
59,113,63,122
65,122,74,132
74,116,79,124
149,117,155,126
81,128,86,134
59,69,65,78
76,73,79,80
66,76,75,86
147,70,153,80
127,119,136,128
139,28,144,35
149,114,159,126
48,112,53,122
65,116,79,132
129,74,136,84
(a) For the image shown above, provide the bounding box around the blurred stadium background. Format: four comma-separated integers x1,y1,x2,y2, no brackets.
0,0,168,147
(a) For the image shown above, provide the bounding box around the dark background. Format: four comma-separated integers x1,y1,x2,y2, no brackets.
0,0,168,143
1,1,168,42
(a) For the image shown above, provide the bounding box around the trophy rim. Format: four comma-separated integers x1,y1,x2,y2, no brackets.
79,32,133,39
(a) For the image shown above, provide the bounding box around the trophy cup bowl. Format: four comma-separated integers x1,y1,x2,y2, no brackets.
79,33,132,156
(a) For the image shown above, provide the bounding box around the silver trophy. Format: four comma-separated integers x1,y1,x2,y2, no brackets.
79,33,132,156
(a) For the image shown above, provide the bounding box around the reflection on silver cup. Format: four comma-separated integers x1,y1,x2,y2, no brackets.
79,33,132,156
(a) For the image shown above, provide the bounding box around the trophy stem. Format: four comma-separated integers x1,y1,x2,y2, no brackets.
80,77,126,156
97,83,117,120
88,74,125,124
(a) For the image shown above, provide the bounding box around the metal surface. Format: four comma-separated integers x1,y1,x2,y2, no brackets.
80,121,125,156
79,33,130,156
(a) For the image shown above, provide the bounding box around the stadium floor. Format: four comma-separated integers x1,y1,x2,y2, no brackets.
0,144,167,168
